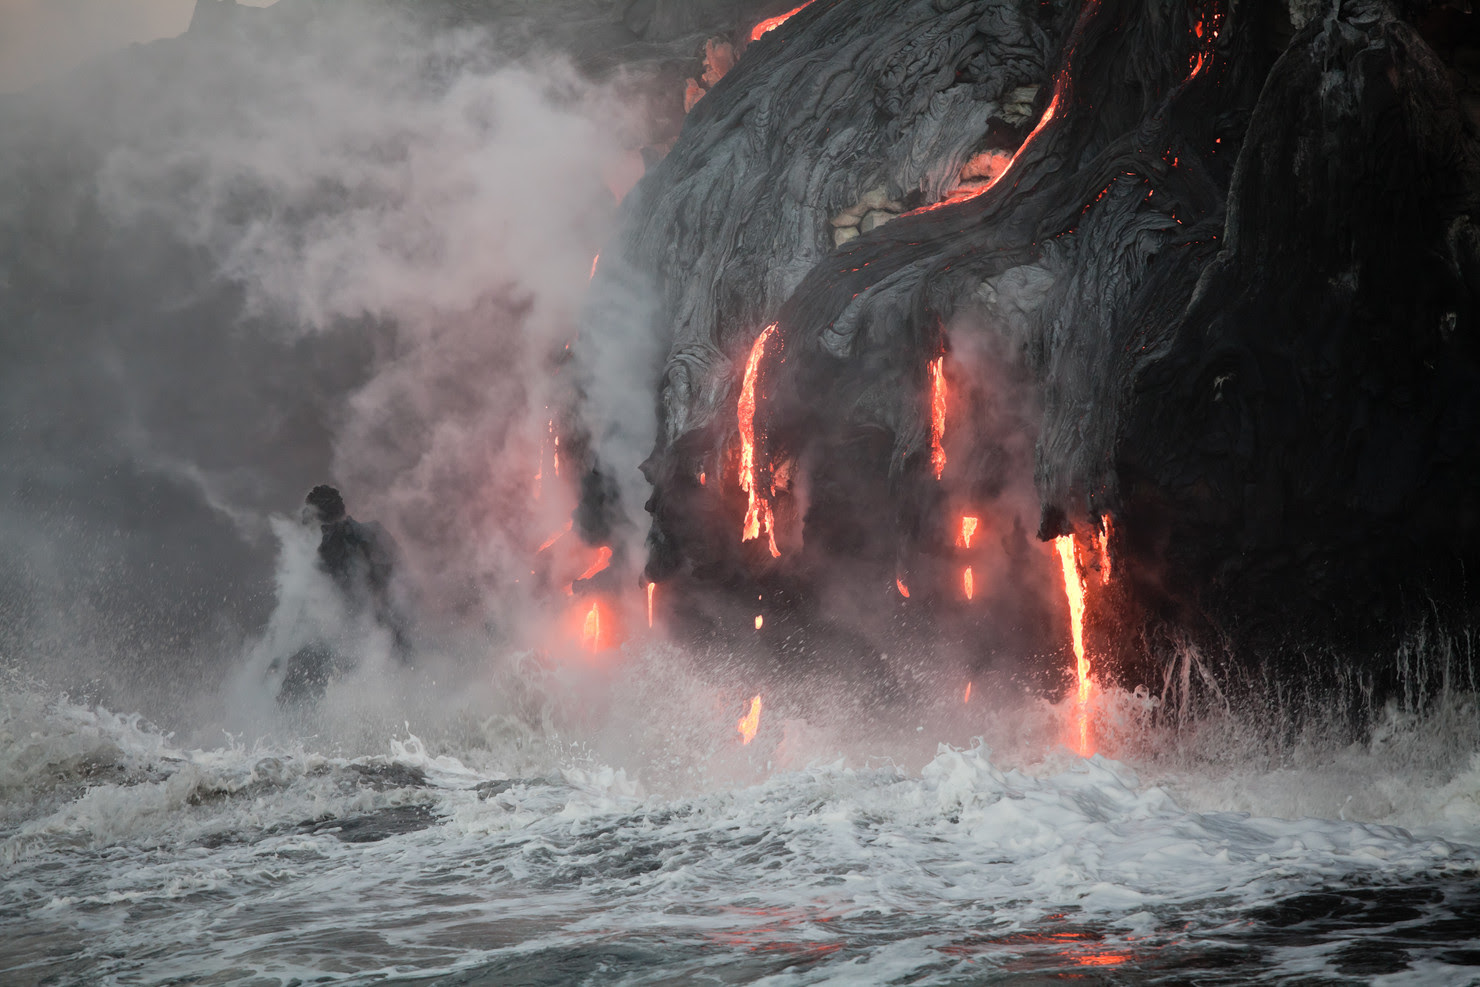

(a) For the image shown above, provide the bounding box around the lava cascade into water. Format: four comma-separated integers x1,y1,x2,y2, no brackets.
737,695,762,743
582,601,601,651
749,1,815,41
738,324,781,556
929,355,947,479
1054,534,1092,753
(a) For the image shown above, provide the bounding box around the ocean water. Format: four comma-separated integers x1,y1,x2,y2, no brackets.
4,647,1480,986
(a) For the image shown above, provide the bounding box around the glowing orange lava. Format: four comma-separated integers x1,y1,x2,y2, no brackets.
739,323,781,556
749,0,814,41
754,614,764,630
964,681,972,703
963,566,974,600
1186,3,1223,80
1096,513,1112,585
738,695,762,744
647,581,656,629
958,515,979,549
904,59,1069,218
589,254,599,280
1076,952,1130,967
1055,534,1092,755
929,355,947,479
537,521,572,553
582,601,601,651
896,577,910,598
576,546,613,581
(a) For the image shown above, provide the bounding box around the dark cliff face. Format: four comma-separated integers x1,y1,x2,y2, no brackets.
587,0,1480,697
6,0,1477,706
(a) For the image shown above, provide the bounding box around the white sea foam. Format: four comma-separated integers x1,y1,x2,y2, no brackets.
3,662,1479,985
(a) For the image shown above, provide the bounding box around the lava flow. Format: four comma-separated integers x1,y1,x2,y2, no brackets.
737,695,763,744
576,546,613,581
646,581,655,628
749,0,814,41
929,355,947,479
1054,534,1092,754
958,515,979,548
963,566,974,600
582,601,601,651
738,324,781,556
904,20,1077,219
536,520,572,553
1095,514,1112,584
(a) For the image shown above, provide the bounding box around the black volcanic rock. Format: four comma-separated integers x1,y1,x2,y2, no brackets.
585,0,1480,700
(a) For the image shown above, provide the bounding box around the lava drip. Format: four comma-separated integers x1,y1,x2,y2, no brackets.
1054,534,1092,753
738,324,781,557
929,355,947,480
737,695,763,744
582,601,601,652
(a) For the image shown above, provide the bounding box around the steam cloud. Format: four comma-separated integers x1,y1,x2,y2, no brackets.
0,4,654,717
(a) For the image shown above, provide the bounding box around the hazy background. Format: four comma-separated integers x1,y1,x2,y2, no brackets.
0,0,277,93
0,0,657,719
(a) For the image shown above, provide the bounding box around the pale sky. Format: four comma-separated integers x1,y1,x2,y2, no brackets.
0,0,275,93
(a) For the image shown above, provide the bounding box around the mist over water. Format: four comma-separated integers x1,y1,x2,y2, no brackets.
3,4,1480,985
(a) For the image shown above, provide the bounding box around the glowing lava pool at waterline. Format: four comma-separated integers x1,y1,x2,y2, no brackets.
4,663,1480,986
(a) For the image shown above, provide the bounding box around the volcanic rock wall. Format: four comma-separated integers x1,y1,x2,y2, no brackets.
585,0,1480,694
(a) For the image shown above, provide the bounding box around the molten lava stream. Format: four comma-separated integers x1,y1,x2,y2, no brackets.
1054,534,1093,755
738,324,781,557
929,356,947,480
646,581,655,629
737,695,762,744
577,546,613,581
582,600,602,652
749,0,814,41
1096,513,1113,584
957,515,979,549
